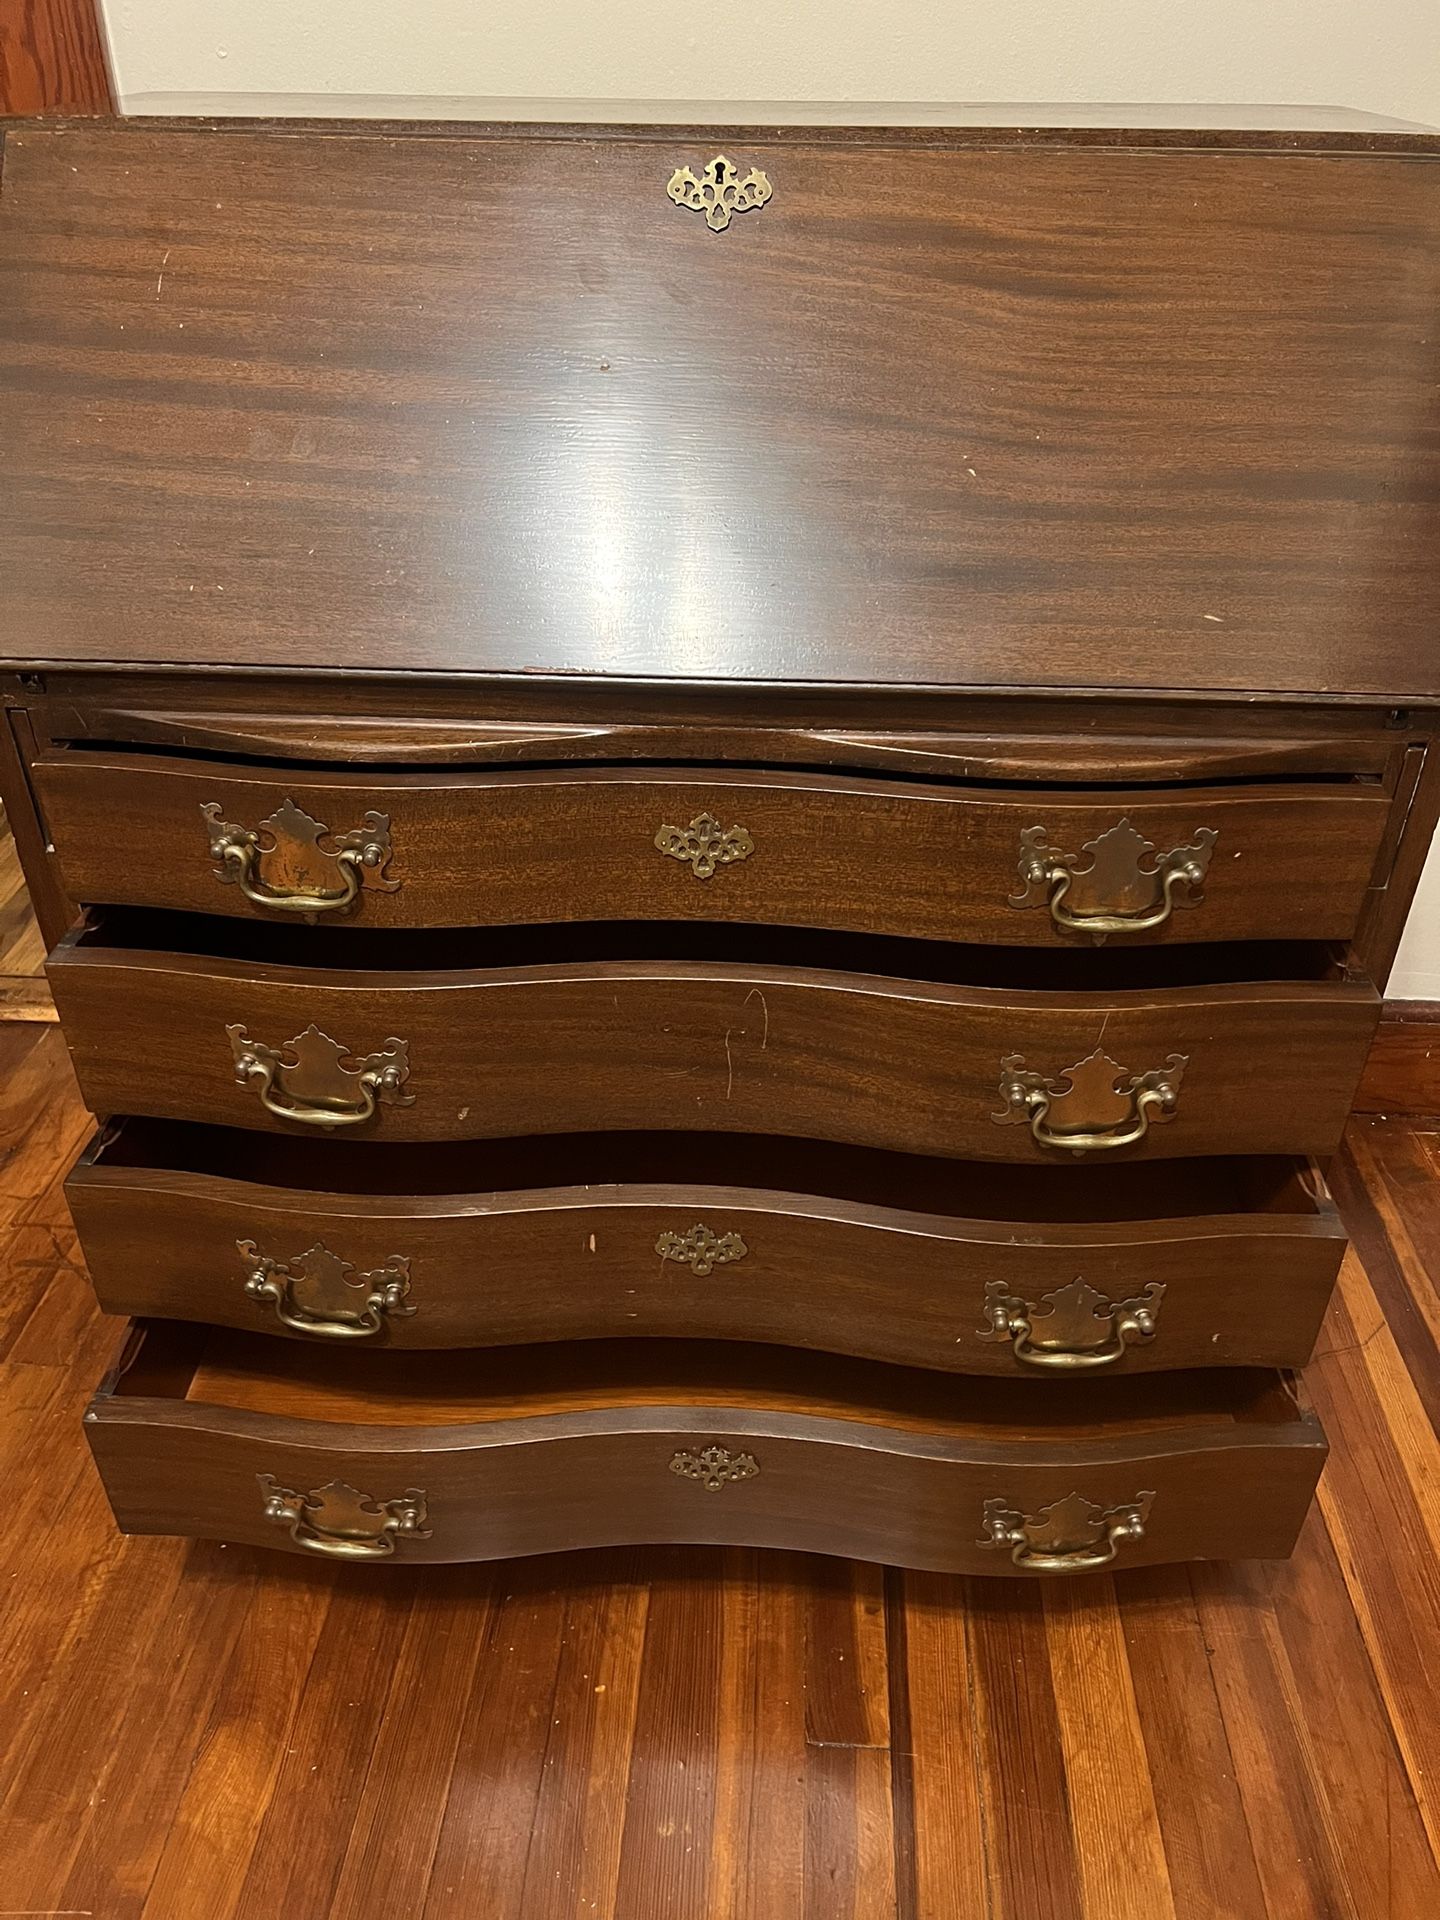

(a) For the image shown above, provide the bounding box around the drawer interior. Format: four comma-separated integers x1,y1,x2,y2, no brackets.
109,1322,1314,1440
86,1119,1330,1224
71,907,1350,991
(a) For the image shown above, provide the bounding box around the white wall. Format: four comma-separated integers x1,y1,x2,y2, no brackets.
96,0,1440,994
100,2,1440,127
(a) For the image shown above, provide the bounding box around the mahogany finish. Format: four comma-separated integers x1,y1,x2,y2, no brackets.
86,1327,1326,1573
68,1128,1344,1370
5,124,1440,698
5,116,1440,1576
34,751,1391,945
46,925,1380,1159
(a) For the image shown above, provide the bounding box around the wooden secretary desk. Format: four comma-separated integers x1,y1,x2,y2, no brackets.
2,109,1440,1574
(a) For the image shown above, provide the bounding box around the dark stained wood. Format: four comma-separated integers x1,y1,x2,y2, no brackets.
34,750,1394,946
68,1126,1346,1370
31,703,1405,778
85,1324,1326,1572
4,124,1440,698
1353,1000,1440,1116
3,1030,1440,1912
27,662,1430,743
0,702,73,949
0,0,111,115
45,926,1382,1159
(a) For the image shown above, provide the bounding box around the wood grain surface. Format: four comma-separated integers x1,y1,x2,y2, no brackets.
0,0,111,114
46,927,1381,1158
4,124,1440,697
33,751,1392,945
67,1126,1345,1369
2,1024,1440,1912
1354,1000,1440,1117
0,800,53,1018
84,1327,1324,1572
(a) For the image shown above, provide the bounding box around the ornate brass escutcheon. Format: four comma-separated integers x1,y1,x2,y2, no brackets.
653,812,755,879
993,1048,1186,1155
202,797,398,915
1010,817,1217,940
258,1475,430,1559
239,1237,416,1339
979,1275,1166,1370
979,1489,1154,1573
669,1446,760,1491
226,1023,413,1130
666,154,773,231
655,1223,750,1276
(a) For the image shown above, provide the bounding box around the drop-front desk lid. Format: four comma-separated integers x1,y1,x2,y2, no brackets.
2,114,1440,700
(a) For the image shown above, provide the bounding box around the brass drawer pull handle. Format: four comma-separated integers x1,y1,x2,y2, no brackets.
670,1446,760,1490
980,1491,1154,1574
979,1276,1165,1370
654,812,754,879
1012,819,1217,939
655,1223,749,1275
259,1475,430,1559
239,1237,415,1339
203,798,398,916
993,1048,1186,1155
667,154,772,232
226,1023,413,1130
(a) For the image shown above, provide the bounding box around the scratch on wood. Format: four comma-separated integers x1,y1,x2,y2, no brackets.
743,986,770,1049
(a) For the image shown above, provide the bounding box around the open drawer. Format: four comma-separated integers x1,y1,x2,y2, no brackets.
34,750,1390,946
85,1326,1328,1575
69,1125,1346,1373
48,917,1380,1162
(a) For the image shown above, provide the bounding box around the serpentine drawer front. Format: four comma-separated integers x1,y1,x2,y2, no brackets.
46,929,1379,1161
68,1130,1346,1372
6,112,1440,1574
84,1326,1327,1574
33,753,1391,947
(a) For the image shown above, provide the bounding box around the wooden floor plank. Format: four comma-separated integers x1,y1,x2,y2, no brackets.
53,1546,262,1919
1121,1567,1269,1920
1043,1578,1176,1920
328,1568,504,1920
611,1552,727,1918
140,1561,343,1919
897,1572,993,1920
234,1578,422,1918
0,974,57,1019
0,820,45,979
1334,1122,1440,1429
421,1569,576,1914
1189,1556,1352,1920
709,1549,809,1920
1267,1510,1440,1920
1308,1248,1440,1873
802,1557,897,1920
516,1557,650,1919
966,1582,1086,1920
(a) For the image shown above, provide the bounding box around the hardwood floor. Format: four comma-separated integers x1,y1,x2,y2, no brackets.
0,807,54,1019
1,1022,1439,1917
